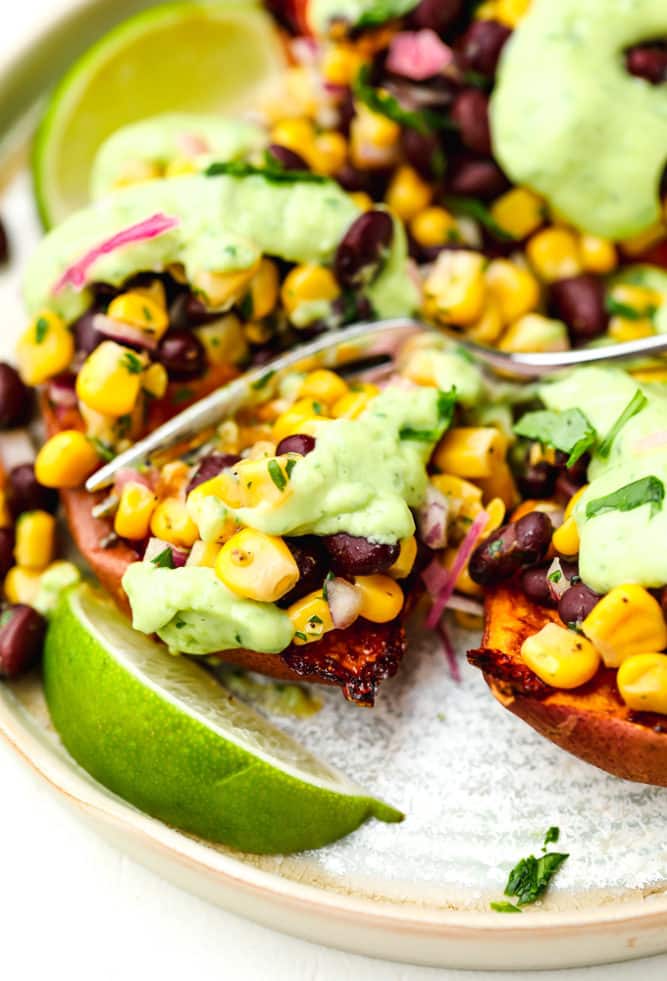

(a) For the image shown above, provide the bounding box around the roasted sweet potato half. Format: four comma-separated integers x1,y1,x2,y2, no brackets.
42,388,406,706
468,585,667,786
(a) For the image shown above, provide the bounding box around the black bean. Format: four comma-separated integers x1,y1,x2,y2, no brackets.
267,143,309,171
550,274,608,344
518,461,557,499
470,512,552,586
278,536,329,606
334,162,374,193
323,532,399,576
626,45,667,84
451,89,492,155
0,363,32,429
521,564,556,607
408,0,462,35
554,468,587,505
186,452,241,495
558,583,600,626
515,511,553,561
447,155,508,198
0,527,15,579
0,217,9,264
275,434,316,456
334,211,394,288
8,463,59,519
0,605,46,679
401,129,446,180
157,329,206,379
73,310,105,355
456,19,511,77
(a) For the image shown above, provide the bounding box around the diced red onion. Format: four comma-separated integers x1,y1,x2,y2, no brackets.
47,374,78,408
546,557,570,603
423,510,489,629
52,212,179,293
92,313,157,351
175,131,210,157
290,37,319,65
417,484,449,549
386,30,454,81
436,619,461,683
143,536,188,567
633,430,667,453
327,576,362,629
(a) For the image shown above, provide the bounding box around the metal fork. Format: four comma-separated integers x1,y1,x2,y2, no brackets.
85,318,667,491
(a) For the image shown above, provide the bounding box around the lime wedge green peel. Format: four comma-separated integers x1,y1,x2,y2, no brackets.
33,1,286,228
44,585,402,854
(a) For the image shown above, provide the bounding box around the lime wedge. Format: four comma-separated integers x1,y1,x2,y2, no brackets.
44,584,402,853
33,1,285,228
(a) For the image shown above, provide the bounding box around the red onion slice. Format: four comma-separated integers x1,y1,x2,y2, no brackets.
417,484,449,549
546,557,570,603
93,313,157,351
436,619,461,683
423,510,489,629
326,576,362,629
143,536,188,567
47,373,78,408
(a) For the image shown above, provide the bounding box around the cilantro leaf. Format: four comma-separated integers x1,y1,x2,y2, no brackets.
605,296,657,322
251,369,275,390
151,547,174,569
205,160,328,184
490,901,522,914
585,475,664,520
400,388,456,442
88,437,114,462
444,195,514,242
35,316,49,343
267,459,287,492
356,0,419,29
543,826,560,848
285,458,297,479
597,389,647,458
514,408,597,467
122,351,144,375
353,64,453,136
504,850,569,906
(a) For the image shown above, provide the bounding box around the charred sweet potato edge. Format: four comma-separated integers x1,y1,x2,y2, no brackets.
468,585,667,785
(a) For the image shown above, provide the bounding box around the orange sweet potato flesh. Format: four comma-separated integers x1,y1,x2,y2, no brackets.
41,375,406,706
468,585,667,786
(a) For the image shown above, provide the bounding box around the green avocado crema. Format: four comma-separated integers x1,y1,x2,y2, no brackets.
539,367,667,594
491,0,667,239
23,172,418,325
309,0,417,35
90,114,266,200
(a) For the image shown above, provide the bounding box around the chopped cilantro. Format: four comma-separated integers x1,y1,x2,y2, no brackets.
142,305,153,323
444,195,514,241
322,571,335,600
543,826,560,849
122,351,144,375
295,631,308,642
309,615,323,625
285,458,297,479
353,64,454,136
88,437,114,462
267,459,287,492
174,618,186,629
251,369,275,390
35,316,49,343
605,296,657,321
151,547,174,569
490,901,522,914
504,849,569,907
172,387,195,404
115,414,132,438
585,475,664,520
514,408,596,467
234,632,242,645
488,538,503,557
598,389,647,458
547,569,562,583
239,292,254,320
205,159,328,184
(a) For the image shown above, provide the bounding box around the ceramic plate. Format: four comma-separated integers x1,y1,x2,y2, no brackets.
0,1,666,969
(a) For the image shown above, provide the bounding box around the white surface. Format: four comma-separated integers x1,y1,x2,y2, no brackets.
1,2,667,978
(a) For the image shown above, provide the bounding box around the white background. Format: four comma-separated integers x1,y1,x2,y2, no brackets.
1,2,667,979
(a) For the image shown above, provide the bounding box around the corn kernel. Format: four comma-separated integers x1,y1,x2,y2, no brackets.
495,0,532,27
608,283,661,318
288,590,335,645
244,321,274,345
579,235,618,274
565,485,588,520
107,283,169,340
521,622,601,689
192,262,260,311
271,117,316,154
331,389,375,419
113,159,163,189
484,259,541,324
466,297,505,344
247,258,280,320
142,362,168,399
159,461,190,495
114,482,158,540
385,165,433,223
355,574,404,622
76,341,146,417
186,540,222,568
582,584,667,668
4,566,43,606
430,473,483,522
164,157,198,178
195,314,248,368
14,511,56,569
477,462,519,512
298,369,348,406
475,0,499,17
526,227,582,282
608,316,654,342
617,653,667,715
423,250,486,326
511,499,564,526
216,529,299,603
490,188,545,240
35,431,101,488
551,515,579,557
499,313,569,354
150,496,199,548
349,191,374,212
321,43,365,85
273,398,328,443
281,264,340,318
16,311,74,386
433,427,507,480
410,207,459,248
311,132,348,175
350,105,400,170
388,536,417,579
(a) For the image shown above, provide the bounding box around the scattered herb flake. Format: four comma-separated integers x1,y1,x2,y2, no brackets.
172,387,195,404
399,426,439,442
0,609,13,628
353,64,454,136
239,292,254,320
543,826,560,849
205,159,328,184
122,351,144,375
89,437,114,462
605,296,657,322
295,631,308,642
142,305,153,323
151,547,174,569
251,369,275,390
598,389,647,458
504,849,569,907
174,618,186,629
35,316,49,343
267,459,287,492
490,901,522,914
234,632,242,645
586,475,664,520
285,458,297,479
444,195,514,242
514,408,597,467
309,615,323,625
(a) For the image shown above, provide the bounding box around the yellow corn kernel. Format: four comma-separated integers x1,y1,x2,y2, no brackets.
35,430,101,489
194,314,248,367
350,104,400,166
114,482,158,540
579,235,618,274
410,207,459,248
4,566,43,606
565,485,588,520
619,221,665,258
112,159,163,189
281,264,340,318
526,227,582,282
484,259,541,324
355,574,404,622
582,584,667,668
631,367,667,384
247,258,280,320
288,590,335,645
271,117,316,154
16,311,74,386
76,341,146,417
475,0,498,17
388,536,417,579
159,461,190,495
273,398,328,443
423,250,486,326
608,283,661,317
495,0,532,27
321,43,365,85
298,369,348,406
107,284,169,341
490,187,545,240
499,313,569,354
349,191,374,212
311,131,348,175
14,511,56,569
142,362,168,399
233,455,296,507
442,547,482,597
331,389,376,419
192,262,260,311
512,499,564,527
552,515,579,557
244,321,274,345
617,653,667,715
466,297,505,344
163,157,198,178
608,316,654,342
482,497,507,537
186,540,222,568
150,496,199,549
521,622,601,689
216,529,299,603
477,462,519,512
385,165,433,223
433,427,507,480
430,473,483,522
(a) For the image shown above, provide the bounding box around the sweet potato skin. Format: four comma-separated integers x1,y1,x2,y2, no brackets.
468,585,667,786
